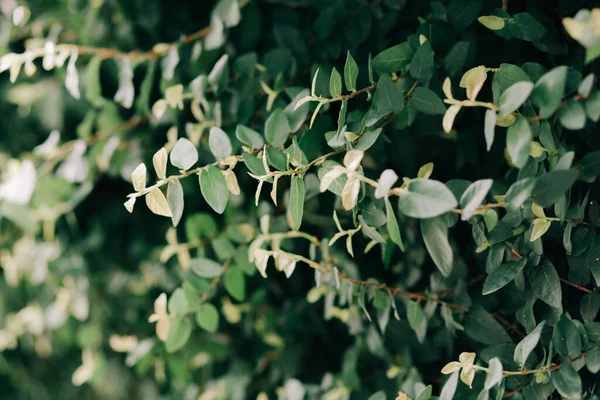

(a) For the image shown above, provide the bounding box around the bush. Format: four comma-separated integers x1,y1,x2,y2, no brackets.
1,0,600,398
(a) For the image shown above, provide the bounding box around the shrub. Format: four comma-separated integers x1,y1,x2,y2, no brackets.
1,0,600,399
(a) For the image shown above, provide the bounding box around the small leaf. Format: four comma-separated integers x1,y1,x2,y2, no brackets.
411,87,446,115
551,364,582,400
484,109,496,151
514,321,545,368
265,108,290,147
421,216,453,277
167,180,184,227
329,68,342,97
528,261,562,308
478,16,505,30
190,258,224,278
506,115,532,169
208,127,232,159
289,176,305,230
398,179,458,219
341,177,360,210
410,41,434,81
199,166,229,214
406,300,427,343
236,125,265,149
443,105,461,133
499,81,534,116
385,197,403,251
465,65,486,100
372,42,414,74
482,258,526,295
460,179,493,220
553,315,581,359
344,51,359,91
170,138,199,171
131,163,147,192
530,66,567,119
195,303,219,332
343,149,364,171
530,219,551,242
531,169,577,208
224,268,246,301
145,188,173,217
484,358,503,390
581,292,600,324
152,148,168,179
165,318,192,353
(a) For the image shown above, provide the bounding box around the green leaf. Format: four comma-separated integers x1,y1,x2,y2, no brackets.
398,179,458,219
207,54,229,94
484,358,503,390
530,66,567,119
85,55,103,106
421,216,453,277
551,364,582,400
586,346,600,373
495,64,531,93
265,108,290,147
165,318,192,353
484,109,496,151
514,321,545,368
372,42,414,74
531,169,577,208
465,305,512,345
410,41,434,81
510,13,546,42
580,151,600,177
199,166,229,214
367,391,386,400
506,115,532,169
190,258,224,278
444,41,469,77
289,176,304,231
329,68,342,97
224,267,246,302
406,300,427,343
170,138,198,171
440,372,459,400
528,261,562,308
581,292,600,324
167,180,184,227
482,258,527,295
505,178,535,212
559,101,586,130
168,288,188,316
499,81,533,116
196,303,219,332
416,385,432,400
410,87,446,115
208,127,232,159
385,197,403,251
460,179,493,220
344,51,359,91
585,91,600,122
236,125,265,150
530,219,551,242
553,315,582,359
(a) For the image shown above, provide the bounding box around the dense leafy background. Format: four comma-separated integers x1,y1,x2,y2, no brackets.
1,0,600,399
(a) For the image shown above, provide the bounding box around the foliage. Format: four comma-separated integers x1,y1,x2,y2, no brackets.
1,0,600,399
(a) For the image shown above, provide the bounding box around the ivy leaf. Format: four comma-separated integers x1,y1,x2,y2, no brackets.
344,51,359,91
460,179,493,220
208,127,232,160
329,68,342,97
265,108,290,147
199,166,229,214
410,87,446,115
482,258,527,295
530,66,567,119
410,41,434,81
372,42,414,74
385,197,403,251
196,303,219,332
170,138,199,171
514,321,545,368
406,300,427,343
289,176,305,231
236,125,265,150
398,179,458,219
190,258,223,278
167,180,184,227
165,318,192,353
499,81,534,116
531,169,577,208
528,261,562,308
421,216,453,277
506,115,532,169
553,315,581,359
